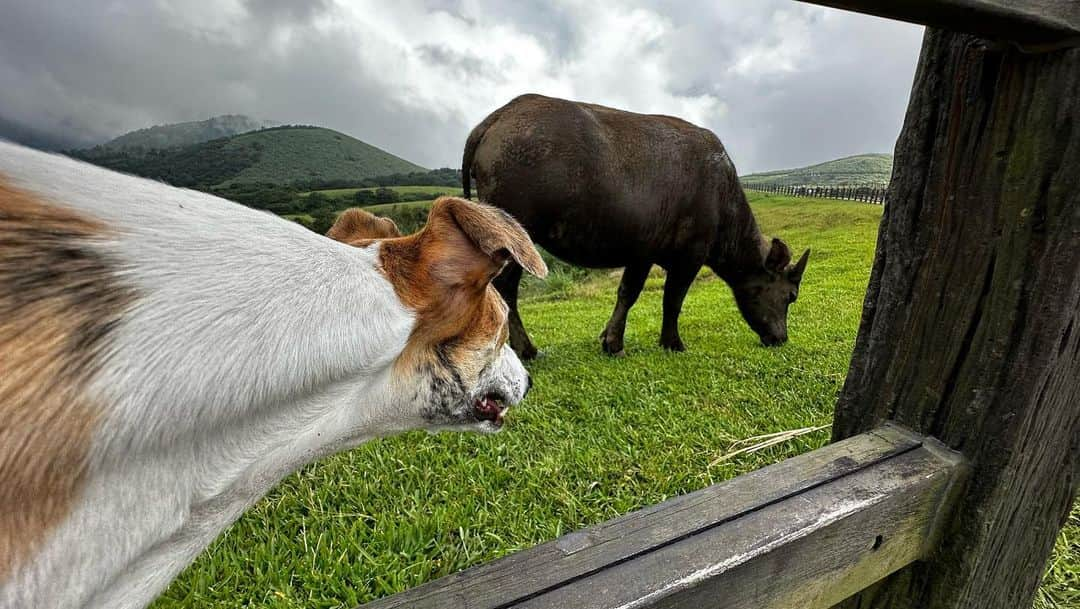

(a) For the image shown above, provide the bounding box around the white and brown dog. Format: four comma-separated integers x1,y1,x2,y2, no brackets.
0,140,546,609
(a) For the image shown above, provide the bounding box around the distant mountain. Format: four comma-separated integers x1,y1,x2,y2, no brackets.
70,125,427,188
740,153,893,188
97,114,278,151
0,114,97,151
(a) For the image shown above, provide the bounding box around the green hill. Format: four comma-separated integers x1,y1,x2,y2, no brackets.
70,126,427,188
99,114,277,151
740,153,892,188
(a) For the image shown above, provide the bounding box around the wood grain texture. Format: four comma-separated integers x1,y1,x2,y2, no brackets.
833,28,1080,609
357,426,964,609
801,0,1080,51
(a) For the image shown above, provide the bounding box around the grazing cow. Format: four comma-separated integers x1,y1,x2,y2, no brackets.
462,94,809,358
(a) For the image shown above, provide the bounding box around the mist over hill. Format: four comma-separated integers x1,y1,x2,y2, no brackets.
97,114,279,151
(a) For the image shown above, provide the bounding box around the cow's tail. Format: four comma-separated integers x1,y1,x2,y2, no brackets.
462,109,503,201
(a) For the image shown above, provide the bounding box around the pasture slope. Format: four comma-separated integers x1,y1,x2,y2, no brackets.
153,193,1077,609
70,126,426,189
305,185,462,201
740,153,893,188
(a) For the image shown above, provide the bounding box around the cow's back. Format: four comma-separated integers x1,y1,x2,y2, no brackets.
468,94,727,268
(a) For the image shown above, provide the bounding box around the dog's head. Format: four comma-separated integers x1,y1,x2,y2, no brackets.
328,198,547,432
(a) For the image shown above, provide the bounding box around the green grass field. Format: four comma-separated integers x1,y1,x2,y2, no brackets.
152,194,1077,609
305,186,462,200
363,199,437,212
282,213,314,225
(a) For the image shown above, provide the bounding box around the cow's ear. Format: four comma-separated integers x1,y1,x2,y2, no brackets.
788,248,810,284
765,238,792,272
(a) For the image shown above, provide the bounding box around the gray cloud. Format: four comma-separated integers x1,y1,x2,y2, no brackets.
0,0,922,173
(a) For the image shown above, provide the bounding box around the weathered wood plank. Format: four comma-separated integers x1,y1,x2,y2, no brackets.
357,426,964,609
800,0,1080,50
832,27,1080,609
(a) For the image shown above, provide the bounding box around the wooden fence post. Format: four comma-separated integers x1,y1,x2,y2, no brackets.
832,28,1080,609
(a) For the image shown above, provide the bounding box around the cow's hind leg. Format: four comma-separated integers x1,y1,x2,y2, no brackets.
659,263,700,352
493,261,538,360
600,263,651,357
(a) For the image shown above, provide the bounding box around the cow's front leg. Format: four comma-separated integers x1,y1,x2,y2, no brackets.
600,263,651,357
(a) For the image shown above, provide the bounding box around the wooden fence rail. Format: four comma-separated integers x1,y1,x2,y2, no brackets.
357,425,965,609
749,184,889,204
747,183,889,204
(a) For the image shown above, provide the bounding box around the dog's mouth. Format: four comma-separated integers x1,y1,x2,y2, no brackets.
474,392,509,426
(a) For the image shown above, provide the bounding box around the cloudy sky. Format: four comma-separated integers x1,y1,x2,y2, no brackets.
0,0,923,174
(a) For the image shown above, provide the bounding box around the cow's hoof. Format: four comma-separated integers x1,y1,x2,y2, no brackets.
602,343,627,358
661,337,687,352
600,334,626,357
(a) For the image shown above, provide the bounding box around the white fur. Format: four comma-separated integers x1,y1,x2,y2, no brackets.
0,141,529,609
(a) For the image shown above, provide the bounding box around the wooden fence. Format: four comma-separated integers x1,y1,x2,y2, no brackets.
358,425,965,609
749,183,888,204
352,2,1078,608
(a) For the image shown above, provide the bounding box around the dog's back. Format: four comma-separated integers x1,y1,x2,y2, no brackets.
0,142,411,607
0,141,543,609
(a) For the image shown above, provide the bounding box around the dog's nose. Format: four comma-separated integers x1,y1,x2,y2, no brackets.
524,374,533,397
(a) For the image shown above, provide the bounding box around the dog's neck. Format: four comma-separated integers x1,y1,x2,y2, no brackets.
0,143,416,609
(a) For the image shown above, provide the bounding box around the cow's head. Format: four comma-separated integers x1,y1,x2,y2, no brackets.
730,238,809,346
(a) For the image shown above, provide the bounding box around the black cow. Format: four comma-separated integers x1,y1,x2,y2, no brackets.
463,94,809,358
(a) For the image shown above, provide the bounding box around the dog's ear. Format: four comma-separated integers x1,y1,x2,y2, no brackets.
327,208,402,244
426,197,547,279
378,197,546,314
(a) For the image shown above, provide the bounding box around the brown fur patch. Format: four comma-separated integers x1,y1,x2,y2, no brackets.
378,197,544,373
326,208,402,243
0,177,134,581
